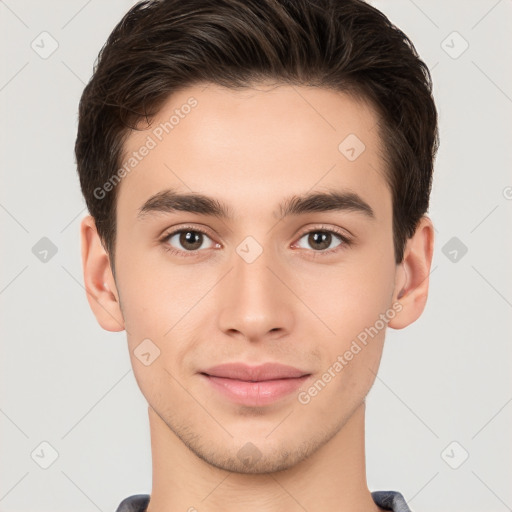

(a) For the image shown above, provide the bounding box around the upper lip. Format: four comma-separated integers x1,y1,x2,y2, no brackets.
201,363,310,381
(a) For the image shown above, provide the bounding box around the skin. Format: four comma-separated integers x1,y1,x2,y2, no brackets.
81,82,434,512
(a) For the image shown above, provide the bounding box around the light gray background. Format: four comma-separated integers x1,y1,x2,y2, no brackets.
1,1,511,511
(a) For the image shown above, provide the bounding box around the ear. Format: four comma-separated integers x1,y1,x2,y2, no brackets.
80,215,125,332
388,215,435,330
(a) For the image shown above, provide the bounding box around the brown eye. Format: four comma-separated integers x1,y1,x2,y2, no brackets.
178,230,203,251
163,229,215,253
295,230,347,252
307,232,334,251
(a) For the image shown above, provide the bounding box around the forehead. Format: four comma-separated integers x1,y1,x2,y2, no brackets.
116,82,390,223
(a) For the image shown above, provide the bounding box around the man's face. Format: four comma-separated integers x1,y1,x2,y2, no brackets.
112,83,398,473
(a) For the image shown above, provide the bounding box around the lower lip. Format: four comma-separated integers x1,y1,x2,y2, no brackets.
201,374,311,406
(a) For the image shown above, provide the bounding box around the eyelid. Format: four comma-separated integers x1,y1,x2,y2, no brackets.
295,224,352,242
159,224,217,243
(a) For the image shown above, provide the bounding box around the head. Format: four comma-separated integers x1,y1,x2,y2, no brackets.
77,0,437,474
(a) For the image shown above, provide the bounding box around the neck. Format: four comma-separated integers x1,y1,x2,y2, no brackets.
146,402,384,512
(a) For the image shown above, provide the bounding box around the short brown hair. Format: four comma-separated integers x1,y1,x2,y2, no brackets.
75,0,439,268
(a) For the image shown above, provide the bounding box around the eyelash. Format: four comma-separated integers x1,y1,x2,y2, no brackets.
159,224,353,258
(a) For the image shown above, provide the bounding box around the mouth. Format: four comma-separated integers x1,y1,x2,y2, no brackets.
199,362,312,406
200,362,310,381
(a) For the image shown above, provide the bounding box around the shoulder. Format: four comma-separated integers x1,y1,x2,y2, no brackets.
371,490,413,512
114,494,150,512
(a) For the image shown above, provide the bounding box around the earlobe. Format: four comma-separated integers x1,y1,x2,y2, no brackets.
80,215,125,332
388,216,435,330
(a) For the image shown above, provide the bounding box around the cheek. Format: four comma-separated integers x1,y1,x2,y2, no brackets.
115,261,213,392
296,255,395,343
291,246,395,396
115,244,212,338
297,275,391,415
297,338,383,427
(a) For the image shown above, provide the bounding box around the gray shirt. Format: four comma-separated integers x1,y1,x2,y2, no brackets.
115,490,412,511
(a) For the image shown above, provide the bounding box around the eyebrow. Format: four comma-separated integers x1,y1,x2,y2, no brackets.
136,187,375,221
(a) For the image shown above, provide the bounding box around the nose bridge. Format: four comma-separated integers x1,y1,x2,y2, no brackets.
217,236,293,340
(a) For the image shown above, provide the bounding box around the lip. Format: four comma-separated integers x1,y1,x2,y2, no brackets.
199,363,311,406
201,362,309,381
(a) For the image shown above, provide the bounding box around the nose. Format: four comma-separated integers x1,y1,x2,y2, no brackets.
216,243,295,343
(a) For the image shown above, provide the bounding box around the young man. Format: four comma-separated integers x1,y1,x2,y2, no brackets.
76,0,438,510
